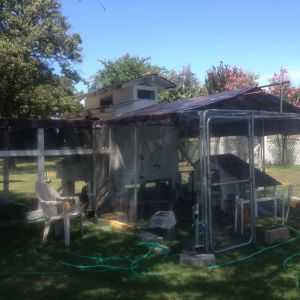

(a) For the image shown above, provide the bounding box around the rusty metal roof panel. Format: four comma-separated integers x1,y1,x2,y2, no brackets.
95,87,300,125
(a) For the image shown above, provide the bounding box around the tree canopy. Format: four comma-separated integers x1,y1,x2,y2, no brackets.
91,56,207,101
160,65,207,102
0,0,83,118
268,68,300,106
90,54,163,91
90,54,300,107
205,61,259,94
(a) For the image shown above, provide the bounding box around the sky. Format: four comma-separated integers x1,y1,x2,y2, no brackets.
60,0,300,91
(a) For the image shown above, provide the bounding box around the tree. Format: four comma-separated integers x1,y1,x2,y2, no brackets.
16,77,83,118
90,54,164,91
205,61,259,94
268,67,300,105
0,0,83,118
159,65,207,102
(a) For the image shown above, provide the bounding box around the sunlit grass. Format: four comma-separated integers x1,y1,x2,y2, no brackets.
1,161,300,299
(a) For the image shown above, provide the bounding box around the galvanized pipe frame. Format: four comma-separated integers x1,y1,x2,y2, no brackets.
133,124,138,225
194,108,300,253
202,112,256,253
196,111,208,251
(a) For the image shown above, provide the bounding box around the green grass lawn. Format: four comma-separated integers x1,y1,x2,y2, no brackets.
267,164,300,186
1,161,300,299
1,220,300,300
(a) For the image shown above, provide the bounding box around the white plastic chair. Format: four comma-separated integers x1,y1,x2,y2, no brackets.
35,182,83,246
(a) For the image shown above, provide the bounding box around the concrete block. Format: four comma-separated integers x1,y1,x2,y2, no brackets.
153,245,170,257
26,209,44,221
180,253,216,267
264,227,289,245
137,231,164,243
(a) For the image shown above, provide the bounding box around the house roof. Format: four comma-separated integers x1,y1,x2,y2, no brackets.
87,74,177,97
94,87,300,125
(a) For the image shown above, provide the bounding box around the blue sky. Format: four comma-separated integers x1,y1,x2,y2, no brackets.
61,0,300,91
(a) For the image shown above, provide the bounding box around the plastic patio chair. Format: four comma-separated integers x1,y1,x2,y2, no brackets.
35,182,83,246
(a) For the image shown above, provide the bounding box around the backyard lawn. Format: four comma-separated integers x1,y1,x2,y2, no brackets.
0,160,300,299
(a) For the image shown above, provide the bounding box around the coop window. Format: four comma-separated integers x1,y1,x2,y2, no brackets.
137,89,155,100
100,96,113,107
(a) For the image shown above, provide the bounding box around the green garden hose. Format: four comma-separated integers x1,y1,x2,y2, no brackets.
57,241,166,275
5,223,300,288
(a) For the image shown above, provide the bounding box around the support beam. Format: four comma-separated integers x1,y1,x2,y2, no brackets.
37,128,45,183
0,148,110,157
3,158,9,205
2,130,10,205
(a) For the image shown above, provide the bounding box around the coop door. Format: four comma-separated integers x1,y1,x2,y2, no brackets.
207,116,254,252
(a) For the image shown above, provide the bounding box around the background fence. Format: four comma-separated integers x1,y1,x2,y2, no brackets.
265,135,300,166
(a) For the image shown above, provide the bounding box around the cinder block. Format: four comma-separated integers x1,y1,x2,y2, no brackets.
137,231,164,243
153,245,170,257
264,227,289,245
180,253,216,267
26,209,44,221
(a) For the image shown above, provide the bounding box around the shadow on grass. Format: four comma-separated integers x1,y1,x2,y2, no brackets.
0,192,36,214
0,219,299,300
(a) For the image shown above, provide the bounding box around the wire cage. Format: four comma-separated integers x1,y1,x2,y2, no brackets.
92,110,300,253
2,89,300,253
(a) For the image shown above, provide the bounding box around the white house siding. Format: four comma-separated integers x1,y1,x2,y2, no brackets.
113,86,133,104
85,94,101,110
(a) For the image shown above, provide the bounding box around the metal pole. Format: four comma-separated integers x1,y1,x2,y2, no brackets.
280,83,284,113
133,124,138,226
206,116,214,252
250,113,256,243
258,80,289,89
262,121,265,173
91,128,97,213
196,112,204,249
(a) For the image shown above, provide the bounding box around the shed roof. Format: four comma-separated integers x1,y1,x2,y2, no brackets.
210,154,281,187
95,87,300,125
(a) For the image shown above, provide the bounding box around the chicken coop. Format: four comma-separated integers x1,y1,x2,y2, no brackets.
1,87,300,253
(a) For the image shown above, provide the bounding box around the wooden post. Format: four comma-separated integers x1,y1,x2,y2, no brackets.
37,128,45,210
37,128,45,183
62,180,75,196
3,158,9,205
2,130,10,205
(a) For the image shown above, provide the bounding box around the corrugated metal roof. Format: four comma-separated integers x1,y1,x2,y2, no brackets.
95,87,300,125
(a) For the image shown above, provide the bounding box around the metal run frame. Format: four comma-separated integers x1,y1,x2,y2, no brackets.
196,109,300,253
198,110,255,253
